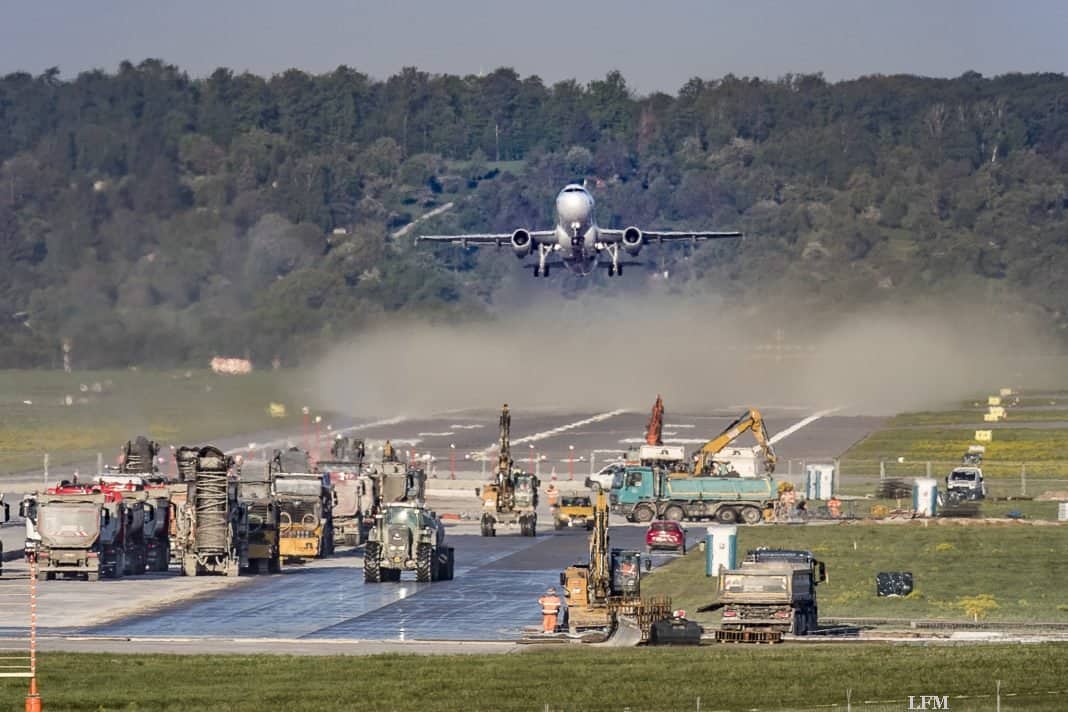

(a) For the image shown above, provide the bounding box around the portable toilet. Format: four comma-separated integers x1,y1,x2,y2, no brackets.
912,478,938,517
705,525,738,577
805,463,836,500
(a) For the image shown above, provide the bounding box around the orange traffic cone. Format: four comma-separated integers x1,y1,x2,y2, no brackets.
25,676,42,712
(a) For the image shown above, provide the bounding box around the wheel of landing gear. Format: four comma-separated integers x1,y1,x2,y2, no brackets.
616,264,623,276
533,266,541,277
608,265,616,277
543,265,550,278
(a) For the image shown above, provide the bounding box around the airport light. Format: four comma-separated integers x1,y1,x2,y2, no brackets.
528,444,534,472
450,443,456,480
568,445,575,481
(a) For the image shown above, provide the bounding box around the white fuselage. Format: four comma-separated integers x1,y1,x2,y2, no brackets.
553,185,600,275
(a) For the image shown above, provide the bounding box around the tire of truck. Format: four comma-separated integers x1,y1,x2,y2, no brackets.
554,519,563,531
715,507,739,524
663,505,685,522
633,504,655,523
364,543,382,583
444,547,455,580
268,554,281,574
113,550,126,579
740,506,763,525
416,544,433,583
247,559,262,575
480,515,493,537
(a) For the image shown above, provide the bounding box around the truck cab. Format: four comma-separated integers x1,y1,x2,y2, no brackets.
946,466,986,501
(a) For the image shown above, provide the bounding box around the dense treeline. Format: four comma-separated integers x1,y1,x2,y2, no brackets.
1,60,1067,367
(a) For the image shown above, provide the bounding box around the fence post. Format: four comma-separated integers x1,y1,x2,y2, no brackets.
43,453,49,486
925,461,932,478
879,460,885,481
1020,464,1027,497
787,459,793,477
97,451,103,476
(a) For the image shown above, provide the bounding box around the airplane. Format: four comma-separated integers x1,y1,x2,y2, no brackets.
415,183,742,277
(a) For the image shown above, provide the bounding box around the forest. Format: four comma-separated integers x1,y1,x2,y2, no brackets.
1,61,1066,367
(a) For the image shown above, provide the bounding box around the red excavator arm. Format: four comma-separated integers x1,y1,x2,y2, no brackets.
645,395,664,446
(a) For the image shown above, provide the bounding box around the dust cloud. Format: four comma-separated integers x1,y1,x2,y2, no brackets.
309,291,1062,418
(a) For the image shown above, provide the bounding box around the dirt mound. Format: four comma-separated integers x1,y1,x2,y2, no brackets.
1035,491,1068,501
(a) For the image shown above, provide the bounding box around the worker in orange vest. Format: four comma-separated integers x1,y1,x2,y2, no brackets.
827,496,842,518
538,587,562,633
545,483,560,508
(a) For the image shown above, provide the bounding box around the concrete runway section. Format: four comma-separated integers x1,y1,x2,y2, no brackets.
0,520,705,643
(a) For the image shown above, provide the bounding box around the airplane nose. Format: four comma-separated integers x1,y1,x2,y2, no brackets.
556,193,588,222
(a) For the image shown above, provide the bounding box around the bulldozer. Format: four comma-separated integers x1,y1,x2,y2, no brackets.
476,404,539,536
559,490,671,642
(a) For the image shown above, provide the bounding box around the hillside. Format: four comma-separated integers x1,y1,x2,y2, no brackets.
2,62,1067,367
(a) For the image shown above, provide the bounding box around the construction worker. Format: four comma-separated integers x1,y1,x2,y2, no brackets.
382,440,395,462
827,495,842,518
538,587,562,633
546,483,559,508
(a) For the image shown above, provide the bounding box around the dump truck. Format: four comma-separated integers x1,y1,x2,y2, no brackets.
316,436,370,546
612,466,775,524
271,447,334,561
699,548,826,639
179,445,248,577
554,495,595,530
560,490,670,641
96,474,169,572
32,485,132,580
477,404,540,536
364,501,454,583
238,466,281,574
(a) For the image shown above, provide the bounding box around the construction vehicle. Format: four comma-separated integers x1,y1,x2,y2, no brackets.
364,501,454,583
316,436,370,546
691,408,777,478
961,445,985,467
31,484,136,580
476,404,540,536
0,495,9,576
238,466,281,573
945,466,986,501
167,446,199,565
613,465,775,524
699,548,826,640
271,447,334,561
179,445,248,577
95,474,169,573
554,495,594,530
559,490,670,641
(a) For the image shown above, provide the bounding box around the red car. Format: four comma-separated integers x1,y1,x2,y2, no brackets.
646,520,686,554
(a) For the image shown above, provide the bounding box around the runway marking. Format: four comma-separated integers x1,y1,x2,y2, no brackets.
236,415,407,453
450,424,485,430
768,408,842,445
618,437,708,445
418,431,454,437
477,410,629,455
665,423,695,428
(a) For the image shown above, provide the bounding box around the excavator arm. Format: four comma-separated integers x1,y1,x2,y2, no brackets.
692,408,777,475
588,489,611,602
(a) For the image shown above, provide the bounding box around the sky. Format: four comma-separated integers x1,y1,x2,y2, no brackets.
1,1,1065,94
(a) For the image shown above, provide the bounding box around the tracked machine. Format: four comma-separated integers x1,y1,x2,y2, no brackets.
560,490,671,643
179,445,248,577
476,404,539,536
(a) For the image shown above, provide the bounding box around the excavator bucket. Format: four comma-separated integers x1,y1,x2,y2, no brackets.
595,614,644,647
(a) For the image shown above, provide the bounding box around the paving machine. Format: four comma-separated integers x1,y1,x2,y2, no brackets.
476,404,539,536
271,447,334,561
179,445,248,577
560,490,670,642
364,501,454,583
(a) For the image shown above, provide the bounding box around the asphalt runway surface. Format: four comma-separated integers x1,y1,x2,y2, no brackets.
0,405,885,646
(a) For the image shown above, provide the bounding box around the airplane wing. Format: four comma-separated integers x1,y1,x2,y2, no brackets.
599,229,742,244
416,231,555,247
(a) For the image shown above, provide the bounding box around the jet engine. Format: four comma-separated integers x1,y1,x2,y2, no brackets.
511,229,532,258
621,227,644,256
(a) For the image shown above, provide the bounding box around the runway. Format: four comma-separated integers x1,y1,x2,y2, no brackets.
0,404,885,647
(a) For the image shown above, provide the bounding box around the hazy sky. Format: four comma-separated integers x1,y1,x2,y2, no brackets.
1,1,1065,94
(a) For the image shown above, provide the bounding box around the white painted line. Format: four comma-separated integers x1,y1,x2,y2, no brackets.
477,410,629,456
768,408,842,445
619,437,709,445
449,424,484,430
418,432,455,437
233,415,407,454
665,423,695,428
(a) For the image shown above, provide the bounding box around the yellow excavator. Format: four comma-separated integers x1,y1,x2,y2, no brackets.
560,490,671,642
691,408,777,477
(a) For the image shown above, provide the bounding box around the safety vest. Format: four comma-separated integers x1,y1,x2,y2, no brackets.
538,595,561,615
547,489,559,506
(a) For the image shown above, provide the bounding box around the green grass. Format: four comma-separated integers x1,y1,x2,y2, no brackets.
0,369,327,475
2,646,1067,711
841,427,1068,477
642,522,1068,628
890,410,1068,426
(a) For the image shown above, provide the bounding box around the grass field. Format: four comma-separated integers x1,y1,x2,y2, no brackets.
0,369,329,475
2,645,1067,711
890,410,1068,426
641,522,1068,628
